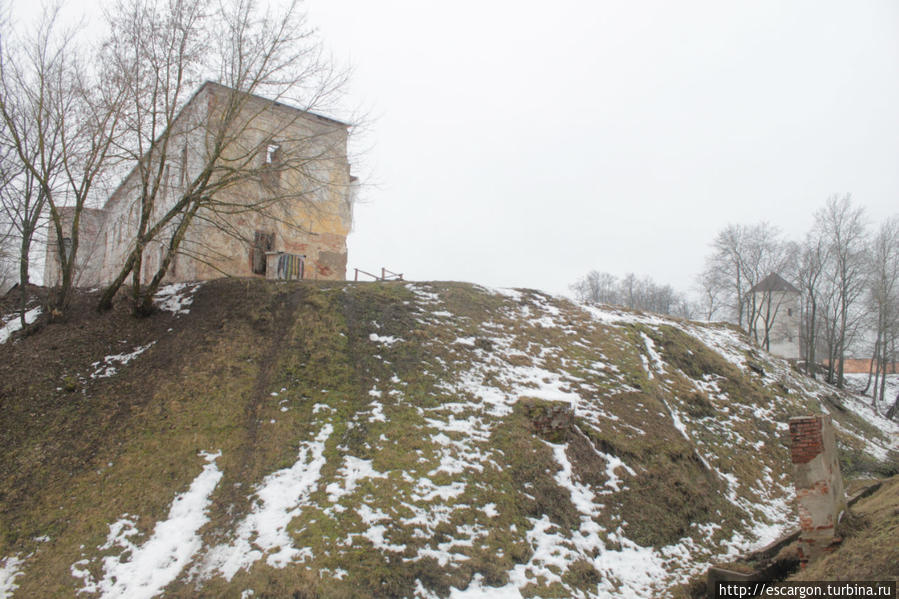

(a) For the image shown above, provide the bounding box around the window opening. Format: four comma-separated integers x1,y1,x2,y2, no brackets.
262,142,283,188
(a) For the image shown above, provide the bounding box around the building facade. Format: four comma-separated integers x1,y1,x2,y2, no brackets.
45,82,354,288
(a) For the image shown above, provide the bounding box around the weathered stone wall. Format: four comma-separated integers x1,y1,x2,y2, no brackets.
789,414,846,566
70,82,353,288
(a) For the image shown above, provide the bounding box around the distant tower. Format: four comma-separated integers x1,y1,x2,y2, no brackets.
748,273,800,360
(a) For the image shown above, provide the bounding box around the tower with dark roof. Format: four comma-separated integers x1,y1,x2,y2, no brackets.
748,273,800,359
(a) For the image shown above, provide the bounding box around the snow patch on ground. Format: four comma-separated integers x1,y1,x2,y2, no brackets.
90,342,157,379
640,332,665,378
478,285,523,301
578,302,667,328
71,451,222,599
406,283,441,304
154,283,202,316
842,374,899,439
200,425,332,580
362,523,406,553
0,554,26,598
369,333,401,346
326,456,386,503
0,307,41,344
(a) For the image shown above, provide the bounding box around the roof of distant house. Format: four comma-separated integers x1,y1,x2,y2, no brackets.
749,273,799,294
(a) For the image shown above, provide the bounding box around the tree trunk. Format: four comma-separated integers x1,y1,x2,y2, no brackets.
17,228,32,328
887,392,899,421
877,336,891,408
135,205,200,316
97,251,138,311
806,300,817,378
865,329,881,396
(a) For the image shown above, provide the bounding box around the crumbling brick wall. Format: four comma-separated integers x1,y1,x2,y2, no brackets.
788,414,846,565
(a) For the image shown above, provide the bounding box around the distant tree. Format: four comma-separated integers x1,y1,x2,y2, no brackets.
703,224,749,327
865,216,899,409
569,270,618,305
569,270,691,318
814,195,868,388
796,229,829,378
696,266,726,321
701,222,791,340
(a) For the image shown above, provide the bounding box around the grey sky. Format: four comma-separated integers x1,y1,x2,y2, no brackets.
12,0,899,295
308,0,899,295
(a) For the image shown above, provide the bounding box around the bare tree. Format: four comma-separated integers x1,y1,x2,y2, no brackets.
96,0,351,315
704,224,750,327
865,216,899,409
702,222,792,340
0,5,123,319
696,265,726,321
0,6,64,322
814,195,868,388
570,269,691,317
796,229,828,377
569,270,618,305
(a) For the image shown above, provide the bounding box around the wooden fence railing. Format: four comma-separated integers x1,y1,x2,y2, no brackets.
353,267,404,282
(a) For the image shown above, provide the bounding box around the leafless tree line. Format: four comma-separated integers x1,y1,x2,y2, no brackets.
0,0,351,320
700,195,899,417
570,270,692,319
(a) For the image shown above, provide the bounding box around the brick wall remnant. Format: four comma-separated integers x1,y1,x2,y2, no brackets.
519,398,574,443
788,414,846,566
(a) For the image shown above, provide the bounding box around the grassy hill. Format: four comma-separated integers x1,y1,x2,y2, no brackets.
0,279,896,598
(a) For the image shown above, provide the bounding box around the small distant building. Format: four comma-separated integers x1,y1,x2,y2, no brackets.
748,273,800,360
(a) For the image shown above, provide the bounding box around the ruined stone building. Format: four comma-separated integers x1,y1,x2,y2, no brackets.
45,82,354,288
749,273,801,360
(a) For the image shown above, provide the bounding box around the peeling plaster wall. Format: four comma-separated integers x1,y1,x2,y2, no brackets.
68,82,353,288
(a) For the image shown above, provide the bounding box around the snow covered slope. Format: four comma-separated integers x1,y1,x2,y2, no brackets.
0,281,895,598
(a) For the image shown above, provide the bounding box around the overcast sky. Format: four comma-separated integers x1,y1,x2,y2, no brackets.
304,0,899,296
12,1,899,296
